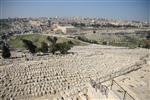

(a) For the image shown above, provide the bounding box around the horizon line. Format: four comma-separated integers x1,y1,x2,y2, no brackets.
0,16,149,23
3,0,147,3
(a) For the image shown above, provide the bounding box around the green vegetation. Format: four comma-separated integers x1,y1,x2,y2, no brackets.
22,39,37,54
72,23,86,27
0,20,11,30
77,36,98,44
9,34,48,49
78,32,150,49
71,22,138,28
47,36,73,54
8,34,85,49
55,42,73,54
8,34,86,55
40,42,49,53
47,36,58,54
2,44,11,58
47,36,57,45
141,40,150,49
20,36,73,54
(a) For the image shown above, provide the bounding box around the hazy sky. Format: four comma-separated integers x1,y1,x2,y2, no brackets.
0,0,149,21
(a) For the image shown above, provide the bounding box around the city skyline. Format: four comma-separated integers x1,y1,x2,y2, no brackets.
0,0,149,22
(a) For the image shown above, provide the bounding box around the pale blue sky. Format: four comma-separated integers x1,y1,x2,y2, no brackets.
0,0,149,21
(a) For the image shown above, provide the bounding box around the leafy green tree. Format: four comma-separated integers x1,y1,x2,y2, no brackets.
56,42,72,54
47,36,57,44
47,36,73,54
93,30,96,33
68,40,74,45
146,34,150,40
22,39,37,54
2,44,11,58
47,36,58,54
102,41,107,45
40,42,49,53
142,40,150,49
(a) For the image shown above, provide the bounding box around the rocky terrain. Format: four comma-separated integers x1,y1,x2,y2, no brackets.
0,44,149,100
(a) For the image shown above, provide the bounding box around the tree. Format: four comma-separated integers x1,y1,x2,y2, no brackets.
40,42,48,53
2,44,11,58
146,34,150,40
47,36,58,54
1,34,7,40
102,41,107,45
142,40,150,49
68,40,74,45
22,39,37,54
47,36,73,54
47,36,57,44
93,30,96,33
55,42,72,54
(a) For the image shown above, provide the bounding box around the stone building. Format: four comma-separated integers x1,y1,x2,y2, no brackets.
53,24,78,34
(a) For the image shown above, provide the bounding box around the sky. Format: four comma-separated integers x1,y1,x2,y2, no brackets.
0,0,150,22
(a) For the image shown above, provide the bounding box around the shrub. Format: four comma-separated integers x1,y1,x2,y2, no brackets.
50,45,57,54
55,42,72,54
142,40,150,49
102,41,107,45
47,36,58,54
93,30,96,33
40,42,49,53
68,40,74,45
49,41,73,54
2,44,11,58
22,39,37,54
146,34,150,40
47,36,57,44
77,36,98,44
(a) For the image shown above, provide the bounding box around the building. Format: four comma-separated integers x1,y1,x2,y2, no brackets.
53,24,78,34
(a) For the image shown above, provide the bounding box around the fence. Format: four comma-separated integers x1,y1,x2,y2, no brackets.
89,59,146,100
95,59,145,84
90,79,136,100
110,79,135,100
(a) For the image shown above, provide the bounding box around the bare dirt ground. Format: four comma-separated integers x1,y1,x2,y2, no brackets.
0,44,149,100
